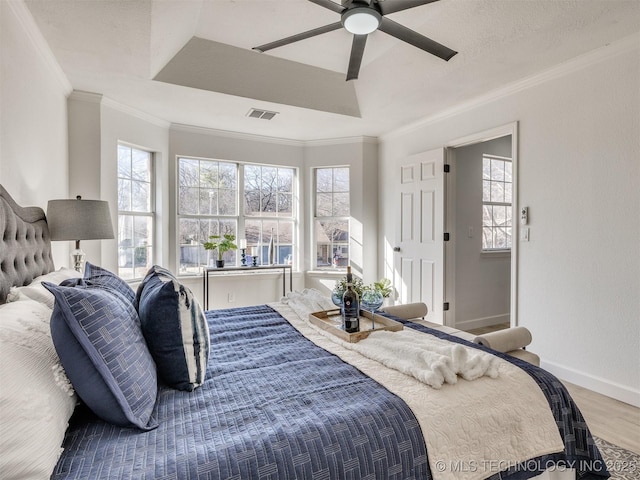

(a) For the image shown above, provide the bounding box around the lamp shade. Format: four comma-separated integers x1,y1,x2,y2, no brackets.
47,197,114,241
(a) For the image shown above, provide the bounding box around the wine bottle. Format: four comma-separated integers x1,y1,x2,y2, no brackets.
342,266,360,333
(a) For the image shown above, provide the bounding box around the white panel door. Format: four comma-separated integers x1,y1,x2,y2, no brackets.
395,148,445,324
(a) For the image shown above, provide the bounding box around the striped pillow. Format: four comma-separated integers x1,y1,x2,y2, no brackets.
135,266,210,391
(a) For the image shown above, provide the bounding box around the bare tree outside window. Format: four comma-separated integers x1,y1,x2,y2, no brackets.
243,165,295,265
314,167,350,269
178,158,296,273
117,144,154,279
178,158,238,273
482,155,512,251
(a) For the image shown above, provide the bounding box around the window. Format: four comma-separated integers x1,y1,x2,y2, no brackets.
314,167,350,269
244,165,295,265
117,144,154,279
482,155,512,251
177,157,296,273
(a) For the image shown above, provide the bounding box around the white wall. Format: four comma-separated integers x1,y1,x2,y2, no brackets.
67,93,170,273
304,138,379,297
168,126,378,307
453,137,511,329
0,0,71,266
63,112,378,309
168,125,307,307
100,102,170,271
379,38,640,406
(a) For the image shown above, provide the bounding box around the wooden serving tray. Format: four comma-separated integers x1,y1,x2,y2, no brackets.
309,308,403,343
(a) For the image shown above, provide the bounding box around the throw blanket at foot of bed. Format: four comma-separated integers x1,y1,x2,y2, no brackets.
349,329,500,388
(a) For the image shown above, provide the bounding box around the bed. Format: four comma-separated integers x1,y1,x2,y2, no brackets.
0,184,609,480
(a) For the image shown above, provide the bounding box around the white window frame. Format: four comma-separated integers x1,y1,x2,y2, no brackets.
482,154,512,252
243,163,297,267
313,166,350,271
117,143,155,280
177,156,298,274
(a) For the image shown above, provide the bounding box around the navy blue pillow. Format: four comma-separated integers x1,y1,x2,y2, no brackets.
135,266,209,391
44,282,158,430
83,262,136,305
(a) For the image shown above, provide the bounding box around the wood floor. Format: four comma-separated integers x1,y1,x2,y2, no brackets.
465,323,510,335
563,381,640,454
464,324,640,454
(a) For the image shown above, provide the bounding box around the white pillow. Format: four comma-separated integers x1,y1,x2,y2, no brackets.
0,299,76,479
6,267,81,310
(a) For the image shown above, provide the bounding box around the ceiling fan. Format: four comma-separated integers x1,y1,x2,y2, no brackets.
253,0,457,81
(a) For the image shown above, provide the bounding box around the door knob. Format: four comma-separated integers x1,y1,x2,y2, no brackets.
393,247,401,252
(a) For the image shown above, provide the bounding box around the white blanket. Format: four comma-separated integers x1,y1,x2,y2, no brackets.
272,298,564,480
350,329,499,389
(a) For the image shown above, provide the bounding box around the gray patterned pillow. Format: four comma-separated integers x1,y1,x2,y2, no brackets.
83,262,136,304
43,282,158,430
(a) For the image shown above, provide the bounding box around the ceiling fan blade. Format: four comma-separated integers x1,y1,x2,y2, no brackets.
377,0,440,16
346,34,367,81
253,22,343,53
378,17,457,61
307,0,346,14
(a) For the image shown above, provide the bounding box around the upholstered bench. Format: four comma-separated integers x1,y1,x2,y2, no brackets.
379,303,540,366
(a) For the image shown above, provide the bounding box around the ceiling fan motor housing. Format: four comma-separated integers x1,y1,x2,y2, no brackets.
341,3,383,34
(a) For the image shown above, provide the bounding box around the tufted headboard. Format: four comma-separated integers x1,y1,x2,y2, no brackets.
0,184,55,304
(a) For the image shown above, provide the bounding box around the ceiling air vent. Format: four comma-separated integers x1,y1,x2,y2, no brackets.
247,108,278,120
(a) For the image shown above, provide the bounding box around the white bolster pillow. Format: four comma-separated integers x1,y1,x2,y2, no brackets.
379,302,428,320
474,326,532,353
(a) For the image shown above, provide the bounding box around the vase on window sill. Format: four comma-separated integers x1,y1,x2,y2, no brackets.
216,260,224,268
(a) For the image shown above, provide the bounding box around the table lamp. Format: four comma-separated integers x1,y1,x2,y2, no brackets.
47,195,115,272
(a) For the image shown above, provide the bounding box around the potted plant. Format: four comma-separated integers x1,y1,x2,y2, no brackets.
373,278,393,299
332,273,365,306
332,276,394,307
204,233,237,268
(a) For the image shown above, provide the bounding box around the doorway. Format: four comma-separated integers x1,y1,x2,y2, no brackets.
444,123,518,328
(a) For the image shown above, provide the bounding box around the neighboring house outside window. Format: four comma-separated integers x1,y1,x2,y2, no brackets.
177,157,297,274
314,167,350,269
482,155,512,251
117,144,154,280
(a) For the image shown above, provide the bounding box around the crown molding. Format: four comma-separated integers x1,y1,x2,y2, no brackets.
6,0,72,95
305,136,378,146
170,123,379,147
170,123,305,147
101,97,170,128
69,91,169,128
68,90,102,104
382,32,640,142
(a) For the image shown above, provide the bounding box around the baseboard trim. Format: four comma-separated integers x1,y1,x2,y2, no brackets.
541,360,640,408
455,314,510,331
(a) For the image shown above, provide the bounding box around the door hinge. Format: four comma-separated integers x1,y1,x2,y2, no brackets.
444,232,450,241
443,302,450,311
444,164,450,173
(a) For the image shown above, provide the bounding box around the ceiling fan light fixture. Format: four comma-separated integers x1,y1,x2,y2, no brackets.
342,7,382,35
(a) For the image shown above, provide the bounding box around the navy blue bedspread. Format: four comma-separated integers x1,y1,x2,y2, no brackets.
52,305,608,480
52,306,429,479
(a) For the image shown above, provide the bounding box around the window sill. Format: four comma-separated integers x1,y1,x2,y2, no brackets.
306,269,347,276
481,250,511,258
